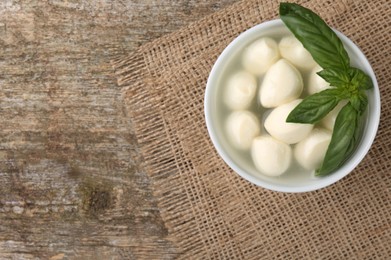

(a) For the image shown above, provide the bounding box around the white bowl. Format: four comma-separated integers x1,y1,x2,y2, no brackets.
204,19,380,193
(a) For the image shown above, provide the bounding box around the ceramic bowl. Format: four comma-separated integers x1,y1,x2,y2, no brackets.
204,19,381,192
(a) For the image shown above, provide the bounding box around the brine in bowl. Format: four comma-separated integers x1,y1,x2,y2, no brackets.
204,19,380,192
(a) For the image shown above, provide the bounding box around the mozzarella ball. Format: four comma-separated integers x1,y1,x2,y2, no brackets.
321,100,348,131
242,37,280,75
279,36,317,70
226,111,261,150
308,65,330,95
294,128,332,170
259,59,303,108
251,135,292,176
264,99,314,144
224,71,257,110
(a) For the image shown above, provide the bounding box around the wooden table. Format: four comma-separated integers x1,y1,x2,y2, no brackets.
0,1,238,259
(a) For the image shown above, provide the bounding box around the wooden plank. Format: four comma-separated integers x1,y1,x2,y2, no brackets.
0,0,238,258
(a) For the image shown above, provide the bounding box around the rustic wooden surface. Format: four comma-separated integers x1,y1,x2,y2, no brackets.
0,1,238,259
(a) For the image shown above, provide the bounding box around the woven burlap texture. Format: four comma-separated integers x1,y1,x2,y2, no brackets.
113,0,391,258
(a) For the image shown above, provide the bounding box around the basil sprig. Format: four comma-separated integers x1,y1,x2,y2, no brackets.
280,3,373,176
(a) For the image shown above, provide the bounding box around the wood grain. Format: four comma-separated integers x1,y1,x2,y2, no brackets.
0,1,238,259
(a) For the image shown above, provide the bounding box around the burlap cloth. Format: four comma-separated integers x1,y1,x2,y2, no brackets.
112,0,391,258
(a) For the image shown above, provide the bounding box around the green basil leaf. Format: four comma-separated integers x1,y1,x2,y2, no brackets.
316,103,358,176
358,92,368,114
317,68,350,88
280,3,350,71
350,91,368,115
345,108,366,159
350,95,361,113
286,88,345,124
348,67,374,90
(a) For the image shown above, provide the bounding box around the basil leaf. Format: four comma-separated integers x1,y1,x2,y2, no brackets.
317,68,350,88
286,88,345,124
350,91,368,115
316,103,358,176
280,3,350,71
346,108,364,155
358,92,368,114
348,67,374,90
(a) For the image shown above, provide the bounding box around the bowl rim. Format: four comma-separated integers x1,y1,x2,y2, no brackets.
204,19,381,193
